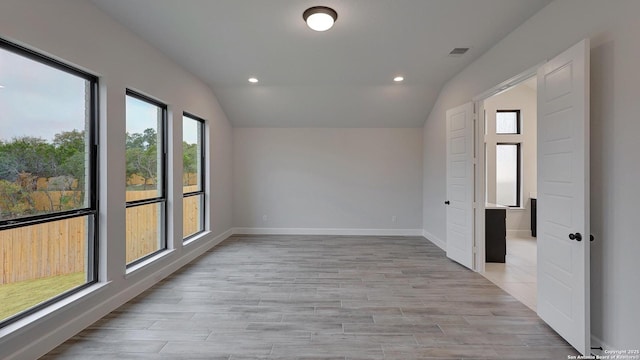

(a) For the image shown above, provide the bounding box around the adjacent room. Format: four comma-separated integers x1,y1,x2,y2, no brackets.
0,1,639,359
481,78,538,310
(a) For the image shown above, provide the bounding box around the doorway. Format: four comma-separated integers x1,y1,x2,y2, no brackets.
479,77,538,310
459,38,591,355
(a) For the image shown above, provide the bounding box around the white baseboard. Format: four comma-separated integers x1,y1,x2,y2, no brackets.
232,227,423,236
6,228,233,360
506,229,533,238
422,229,446,251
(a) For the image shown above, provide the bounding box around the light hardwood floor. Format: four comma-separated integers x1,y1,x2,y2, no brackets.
482,235,538,311
43,235,576,359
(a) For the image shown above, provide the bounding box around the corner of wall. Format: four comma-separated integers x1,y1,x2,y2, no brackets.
422,229,446,251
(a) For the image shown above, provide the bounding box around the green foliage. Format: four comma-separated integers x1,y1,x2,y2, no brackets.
126,128,157,150
126,128,159,189
0,137,57,181
183,141,198,175
53,130,86,186
0,179,34,218
0,127,165,218
0,130,92,219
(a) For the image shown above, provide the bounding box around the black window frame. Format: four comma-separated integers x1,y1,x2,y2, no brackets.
496,109,521,135
0,38,99,327
495,142,521,208
182,112,206,241
124,90,168,267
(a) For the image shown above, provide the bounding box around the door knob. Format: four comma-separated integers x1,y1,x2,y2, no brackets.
444,201,450,205
569,232,582,241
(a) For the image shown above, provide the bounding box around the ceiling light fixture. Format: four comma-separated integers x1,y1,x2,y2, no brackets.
303,6,338,32
393,76,404,82
248,77,259,83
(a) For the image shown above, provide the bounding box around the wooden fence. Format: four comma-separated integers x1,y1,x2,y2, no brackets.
0,186,201,285
0,217,86,285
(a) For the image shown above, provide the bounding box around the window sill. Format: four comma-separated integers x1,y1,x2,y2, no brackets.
125,249,176,277
183,230,211,246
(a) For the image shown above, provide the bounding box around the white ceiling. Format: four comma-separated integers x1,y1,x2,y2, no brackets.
90,0,551,128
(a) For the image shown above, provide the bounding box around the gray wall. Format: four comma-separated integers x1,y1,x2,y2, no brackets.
0,0,233,358
422,0,640,349
234,128,423,232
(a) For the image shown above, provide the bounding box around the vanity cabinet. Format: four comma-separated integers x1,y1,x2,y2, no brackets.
485,207,506,263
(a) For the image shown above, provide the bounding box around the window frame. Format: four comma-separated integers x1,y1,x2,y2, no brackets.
182,112,206,241
0,38,99,327
495,142,521,208
124,90,168,267
496,109,521,135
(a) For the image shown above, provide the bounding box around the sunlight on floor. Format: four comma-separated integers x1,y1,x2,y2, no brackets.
482,235,537,311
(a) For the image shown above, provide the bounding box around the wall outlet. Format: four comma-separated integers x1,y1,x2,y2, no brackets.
391,215,397,223
262,214,268,223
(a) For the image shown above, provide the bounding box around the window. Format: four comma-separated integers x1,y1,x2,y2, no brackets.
496,143,521,207
125,91,167,266
496,110,521,134
0,39,98,325
182,113,205,240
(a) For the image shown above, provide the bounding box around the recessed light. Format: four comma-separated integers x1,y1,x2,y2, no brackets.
0,85,4,88
248,77,259,83
393,76,404,82
303,6,338,32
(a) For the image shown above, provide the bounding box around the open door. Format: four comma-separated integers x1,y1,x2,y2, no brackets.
446,102,475,269
537,39,590,354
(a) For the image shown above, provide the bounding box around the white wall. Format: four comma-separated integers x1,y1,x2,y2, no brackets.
422,0,640,349
0,0,233,359
484,83,537,233
234,128,423,233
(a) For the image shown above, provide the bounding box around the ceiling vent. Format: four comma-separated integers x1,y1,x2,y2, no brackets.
448,47,470,57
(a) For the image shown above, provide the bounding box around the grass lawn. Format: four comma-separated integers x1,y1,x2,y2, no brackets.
0,272,85,322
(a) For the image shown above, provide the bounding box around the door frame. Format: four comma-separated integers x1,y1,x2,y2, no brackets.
471,52,591,354
472,62,543,273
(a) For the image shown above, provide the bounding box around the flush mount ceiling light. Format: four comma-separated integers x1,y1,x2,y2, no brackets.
303,6,338,32
248,77,259,83
393,76,404,82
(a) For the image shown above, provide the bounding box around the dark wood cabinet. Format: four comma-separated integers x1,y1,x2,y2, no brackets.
486,208,506,263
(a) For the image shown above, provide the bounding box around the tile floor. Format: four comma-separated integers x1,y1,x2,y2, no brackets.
482,235,537,311
42,235,575,359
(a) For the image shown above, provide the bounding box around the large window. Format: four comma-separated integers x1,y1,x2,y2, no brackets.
125,91,166,266
496,143,521,207
0,39,98,325
182,113,205,240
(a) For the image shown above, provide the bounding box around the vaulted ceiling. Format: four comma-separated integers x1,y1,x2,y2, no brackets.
90,0,551,127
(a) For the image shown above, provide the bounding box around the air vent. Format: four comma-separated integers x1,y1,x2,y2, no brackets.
448,47,470,57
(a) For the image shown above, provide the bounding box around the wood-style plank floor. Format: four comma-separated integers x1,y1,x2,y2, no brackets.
43,235,578,359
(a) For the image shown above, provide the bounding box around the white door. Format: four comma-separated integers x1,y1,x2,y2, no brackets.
537,39,590,354
446,102,475,269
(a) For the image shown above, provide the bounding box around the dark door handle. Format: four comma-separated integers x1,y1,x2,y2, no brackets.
444,201,450,205
590,234,594,242
569,232,582,241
